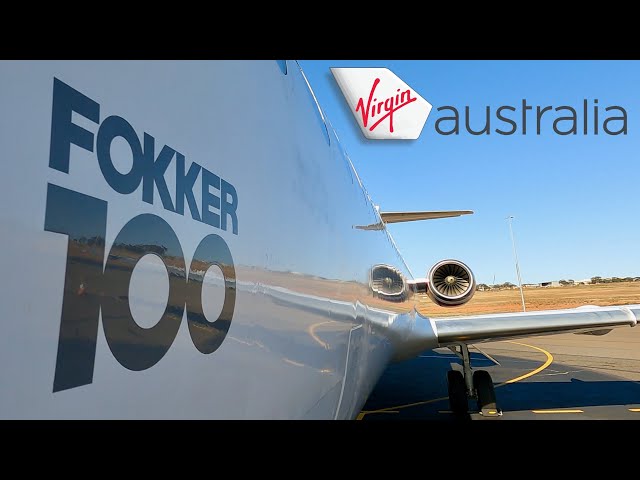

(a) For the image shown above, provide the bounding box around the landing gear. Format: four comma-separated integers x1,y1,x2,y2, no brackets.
473,370,498,415
447,370,467,414
446,344,501,417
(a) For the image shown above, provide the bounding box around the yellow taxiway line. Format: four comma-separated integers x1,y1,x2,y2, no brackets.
629,408,640,412
358,341,554,419
498,342,554,384
532,409,583,414
307,321,334,350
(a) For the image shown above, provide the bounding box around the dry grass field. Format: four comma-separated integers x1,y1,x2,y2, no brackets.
416,282,640,317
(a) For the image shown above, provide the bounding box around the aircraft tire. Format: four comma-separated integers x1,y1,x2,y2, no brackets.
473,370,498,415
447,370,468,414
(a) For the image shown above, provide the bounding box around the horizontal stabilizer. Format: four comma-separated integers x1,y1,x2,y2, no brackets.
380,210,473,224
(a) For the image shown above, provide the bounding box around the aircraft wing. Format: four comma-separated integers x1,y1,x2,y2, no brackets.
382,304,640,415
430,304,640,346
390,304,639,362
380,210,473,223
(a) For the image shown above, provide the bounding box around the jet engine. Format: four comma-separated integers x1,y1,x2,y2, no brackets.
427,259,476,307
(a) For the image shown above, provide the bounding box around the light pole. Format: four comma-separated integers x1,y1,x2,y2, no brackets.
507,215,526,312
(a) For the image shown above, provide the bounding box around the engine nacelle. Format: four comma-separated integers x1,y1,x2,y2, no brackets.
427,259,476,307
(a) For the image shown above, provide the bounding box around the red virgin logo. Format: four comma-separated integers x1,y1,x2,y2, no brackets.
332,67,432,140
355,78,417,133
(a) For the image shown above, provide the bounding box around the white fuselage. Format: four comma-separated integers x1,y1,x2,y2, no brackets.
0,60,427,419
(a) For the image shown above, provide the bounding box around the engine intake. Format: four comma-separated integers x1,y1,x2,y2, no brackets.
427,259,476,307
370,264,407,302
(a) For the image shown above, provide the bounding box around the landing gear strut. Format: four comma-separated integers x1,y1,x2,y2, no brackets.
446,344,501,417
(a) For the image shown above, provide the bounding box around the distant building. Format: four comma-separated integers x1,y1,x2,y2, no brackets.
540,281,561,288
523,283,540,288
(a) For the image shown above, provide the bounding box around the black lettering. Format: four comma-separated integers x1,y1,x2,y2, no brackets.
434,106,459,135
465,106,490,135
603,106,628,135
495,106,517,135
101,214,186,371
536,106,553,134
221,180,238,235
141,133,176,211
96,116,144,194
522,99,532,135
553,106,577,135
201,168,221,229
47,201,239,391
186,234,236,354
49,78,100,173
176,154,201,221
44,184,107,392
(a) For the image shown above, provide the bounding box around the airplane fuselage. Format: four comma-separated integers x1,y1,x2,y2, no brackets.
0,60,421,418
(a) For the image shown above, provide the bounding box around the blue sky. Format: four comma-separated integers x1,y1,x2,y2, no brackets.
298,60,640,285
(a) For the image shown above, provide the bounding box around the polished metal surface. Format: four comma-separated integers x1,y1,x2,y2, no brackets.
432,305,639,346
0,60,418,418
0,60,637,419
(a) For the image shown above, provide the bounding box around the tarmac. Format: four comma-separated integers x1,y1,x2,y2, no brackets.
359,323,640,420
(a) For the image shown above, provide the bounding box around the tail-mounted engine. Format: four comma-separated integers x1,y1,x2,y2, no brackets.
426,259,476,307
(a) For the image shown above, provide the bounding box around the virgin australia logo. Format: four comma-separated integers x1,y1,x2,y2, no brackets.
331,68,432,140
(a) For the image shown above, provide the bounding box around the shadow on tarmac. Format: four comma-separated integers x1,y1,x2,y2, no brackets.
361,349,640,420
